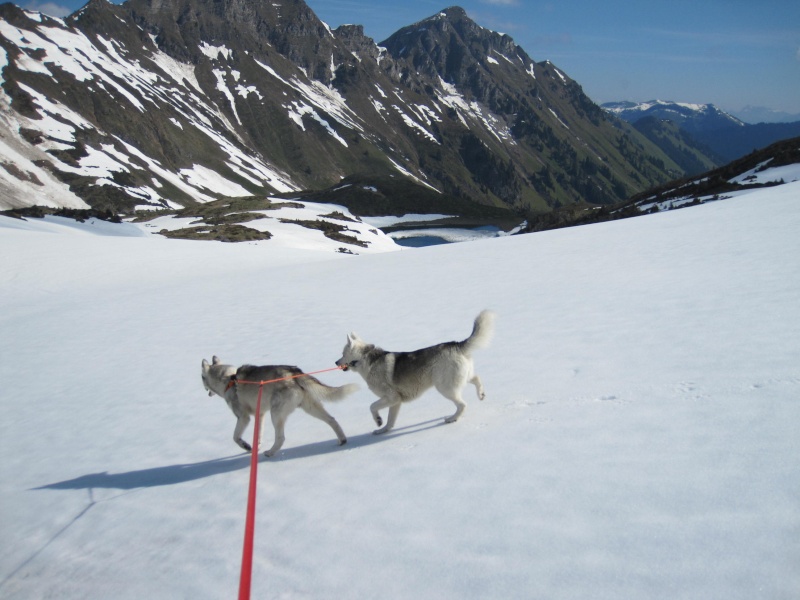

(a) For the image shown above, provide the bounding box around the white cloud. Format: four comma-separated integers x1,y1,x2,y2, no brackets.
19,0,73,18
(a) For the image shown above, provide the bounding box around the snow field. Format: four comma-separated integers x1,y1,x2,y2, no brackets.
1,182,799,599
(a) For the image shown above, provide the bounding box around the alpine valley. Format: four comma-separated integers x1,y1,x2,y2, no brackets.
2,0,694,224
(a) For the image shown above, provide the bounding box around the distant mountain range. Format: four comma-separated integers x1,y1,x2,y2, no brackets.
603,100,800,165
734,106,800,125
603,100,745,132
0,1,687,215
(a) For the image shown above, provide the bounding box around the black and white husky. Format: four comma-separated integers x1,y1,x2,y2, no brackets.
201,356,357,457
335,310,495,434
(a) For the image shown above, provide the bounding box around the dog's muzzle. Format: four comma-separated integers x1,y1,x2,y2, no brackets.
338,360,358,372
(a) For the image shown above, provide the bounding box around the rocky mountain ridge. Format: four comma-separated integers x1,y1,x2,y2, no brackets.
1,1,684,214
520,135,800,233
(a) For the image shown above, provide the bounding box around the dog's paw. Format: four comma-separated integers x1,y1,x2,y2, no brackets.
238,439,252,452
444,415,459,424
338,438,347,446
374,414,383,426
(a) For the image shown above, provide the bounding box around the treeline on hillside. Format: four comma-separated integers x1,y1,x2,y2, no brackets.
1,206,122,222
521,203,642,233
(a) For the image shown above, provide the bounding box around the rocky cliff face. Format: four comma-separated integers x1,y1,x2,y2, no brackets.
0,1,682,213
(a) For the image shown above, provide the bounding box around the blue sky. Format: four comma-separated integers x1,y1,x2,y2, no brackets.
19,0,800,115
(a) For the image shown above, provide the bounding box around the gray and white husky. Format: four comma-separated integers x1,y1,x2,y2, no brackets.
201,356,357,457
335,310,495,434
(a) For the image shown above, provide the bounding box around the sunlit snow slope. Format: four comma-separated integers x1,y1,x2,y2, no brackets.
1,183,799,599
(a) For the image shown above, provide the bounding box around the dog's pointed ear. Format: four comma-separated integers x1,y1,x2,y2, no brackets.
347,332,360,343
212,356,221,365
202,358,209,369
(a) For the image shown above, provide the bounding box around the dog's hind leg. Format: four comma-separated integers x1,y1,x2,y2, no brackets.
470,374,486,400
370,397,401,434
438,387,467,423
233,415,252,451
256,410,269,450
301,400,347,446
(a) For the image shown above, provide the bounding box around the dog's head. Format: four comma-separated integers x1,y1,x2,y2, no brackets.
201,355,224,396
336,333,365,371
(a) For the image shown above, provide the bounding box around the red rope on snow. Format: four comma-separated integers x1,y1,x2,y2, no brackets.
232,364,346,388
238,382,263,600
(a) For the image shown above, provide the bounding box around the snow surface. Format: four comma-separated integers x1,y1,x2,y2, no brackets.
127,200,402,255
729,161,800,186
1,184,799,599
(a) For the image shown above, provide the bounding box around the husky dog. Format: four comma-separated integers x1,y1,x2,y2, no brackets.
201,356,357,457
336,310,495,434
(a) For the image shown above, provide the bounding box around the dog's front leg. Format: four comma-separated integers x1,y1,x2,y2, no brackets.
233,415,252,451
378,403,401,434
370,397,400,434
370,397,387,427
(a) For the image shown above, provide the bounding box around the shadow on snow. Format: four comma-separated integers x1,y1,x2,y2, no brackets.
33,418,445,491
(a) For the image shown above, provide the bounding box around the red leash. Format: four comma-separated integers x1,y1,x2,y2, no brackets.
230,365,346,390
236,364,346,600
238,383,263,600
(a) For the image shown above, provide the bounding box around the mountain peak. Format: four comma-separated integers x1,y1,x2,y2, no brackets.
391,5,474,40
379,5,533,106
438,6,469,19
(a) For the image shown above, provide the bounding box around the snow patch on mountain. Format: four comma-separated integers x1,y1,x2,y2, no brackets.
253,59,363,137
199,41,233,61
393,106,440,144
179,164,252,197
434,79,513,144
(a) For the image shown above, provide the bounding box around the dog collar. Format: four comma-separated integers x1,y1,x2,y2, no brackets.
225,376,237,391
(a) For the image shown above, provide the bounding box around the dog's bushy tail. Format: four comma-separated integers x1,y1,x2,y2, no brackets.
460,310,495,355
305,378,359,402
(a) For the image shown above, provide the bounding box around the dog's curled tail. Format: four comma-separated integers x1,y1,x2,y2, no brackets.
306,378,359,402
460,309,495,355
